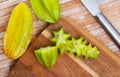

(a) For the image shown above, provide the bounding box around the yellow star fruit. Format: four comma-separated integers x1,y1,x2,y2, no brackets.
4,2,33,60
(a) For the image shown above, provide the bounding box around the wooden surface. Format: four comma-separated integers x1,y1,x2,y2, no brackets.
8,17,120,77
0,0,120,77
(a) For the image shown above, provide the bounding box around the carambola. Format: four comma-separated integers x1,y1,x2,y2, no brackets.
4,2,33,60
30,0,61,23
34,28,100,68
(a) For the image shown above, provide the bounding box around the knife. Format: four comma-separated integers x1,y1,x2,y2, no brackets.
81,0,120,48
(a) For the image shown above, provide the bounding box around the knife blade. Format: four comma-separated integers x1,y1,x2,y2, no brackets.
81,0,120,48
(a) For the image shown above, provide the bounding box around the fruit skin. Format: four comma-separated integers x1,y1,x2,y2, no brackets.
4,2,33,60
30,0,61,23
34,46,58,68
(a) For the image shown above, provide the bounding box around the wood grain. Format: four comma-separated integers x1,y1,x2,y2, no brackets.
8,17,120,77
8,34,92,77
0,0,120,76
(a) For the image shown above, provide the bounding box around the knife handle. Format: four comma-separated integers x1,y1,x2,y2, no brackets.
96,13,120,48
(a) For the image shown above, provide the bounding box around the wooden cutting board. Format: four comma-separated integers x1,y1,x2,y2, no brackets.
8,17,120,77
